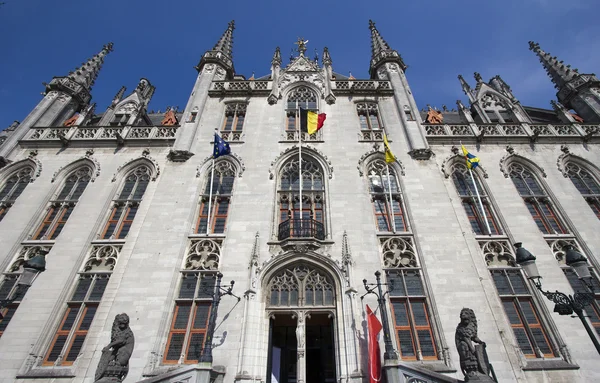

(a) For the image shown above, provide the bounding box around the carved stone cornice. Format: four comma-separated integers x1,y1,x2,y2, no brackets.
408,148,433,161
168,149,195,162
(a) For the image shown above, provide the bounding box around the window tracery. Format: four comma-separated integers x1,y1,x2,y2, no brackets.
367,159,406,233
565,162,600,219
101,165,151,239
33,166,92,240
0,167,33,222
508,162,568,235
277,156,325,240
451,163,501,235
267,265,334,307
196,161,235,234
286,86,317,132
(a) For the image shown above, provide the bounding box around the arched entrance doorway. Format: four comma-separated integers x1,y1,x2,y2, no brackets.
266,264,337,383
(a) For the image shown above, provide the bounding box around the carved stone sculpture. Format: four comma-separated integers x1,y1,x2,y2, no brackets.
94,313,135,383
426,107,444,124
455,308,495,382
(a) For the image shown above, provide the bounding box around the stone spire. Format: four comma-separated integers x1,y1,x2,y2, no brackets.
196,20,235,78
271,46,282,67
44,43,113,104
368,19,406,78
528,41,577,89
111,85,127,107
68,43,114,91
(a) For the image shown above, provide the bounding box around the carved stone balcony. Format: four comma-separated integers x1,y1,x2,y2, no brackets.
280,130,323,143
423,122,598,145
21,125,178,148
333,80,393,95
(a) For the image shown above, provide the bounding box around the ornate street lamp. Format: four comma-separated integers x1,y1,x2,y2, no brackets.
361,270,398,360
199,272,240,363
514,242,600,354
0,251,47,319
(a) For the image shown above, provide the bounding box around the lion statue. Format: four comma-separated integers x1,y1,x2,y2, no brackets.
455,308,495,382
94,313,135,383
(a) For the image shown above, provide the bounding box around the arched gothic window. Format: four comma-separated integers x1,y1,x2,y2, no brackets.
451,163,501,235
277,156,325,240
565,162,600,219
286,86,317,132
367,159,407,232
33,166,92,240
196,161,235,234
509,163,567,235
268,265,335,307
356,102,382,131
0,167,33,222
101,165,151,239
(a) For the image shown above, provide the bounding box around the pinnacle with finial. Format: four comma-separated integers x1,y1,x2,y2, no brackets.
272,46,282,67
212,20,235,59
368,19,406,77
528,41,577,89
322,47,332,66
67,42,113,91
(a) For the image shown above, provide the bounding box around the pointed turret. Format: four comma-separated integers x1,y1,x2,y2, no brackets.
368,19,406,78
67,43,113,90
529,41,600,122
111,86,127,107
44,43,113,104
196,20,235,78
528,41,577,89
322,47,332,66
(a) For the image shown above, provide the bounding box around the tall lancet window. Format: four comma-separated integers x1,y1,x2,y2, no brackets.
367,159,407,232
509,163,567,235
285,86,317,132
33,166,92,240
565,162,600,219
278,156,325,240
0,167,33,222
101,165,151,239
195,161,235,235
451,163,501,235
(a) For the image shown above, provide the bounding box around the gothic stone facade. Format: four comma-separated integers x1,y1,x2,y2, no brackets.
1,21,600,383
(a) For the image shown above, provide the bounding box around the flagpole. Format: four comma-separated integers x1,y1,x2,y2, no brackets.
468,167,492,235
298,105,303,233
206,130,218,235
385,163,396,233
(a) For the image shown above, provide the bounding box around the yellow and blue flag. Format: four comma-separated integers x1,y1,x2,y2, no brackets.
213,133,231,159
383,134,395,163
461,145,479,169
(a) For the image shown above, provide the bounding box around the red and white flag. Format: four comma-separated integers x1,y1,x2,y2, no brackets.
367,305,383,383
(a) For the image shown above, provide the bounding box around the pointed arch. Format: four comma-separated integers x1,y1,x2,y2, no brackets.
111,155,159,182
194,158,238,234
506,158,568,235
440,153,488,179
0,157,42,183
358,149,405,177
197,153,245,178
283,84,322,134
499,152,546,178
51,156,100,183
282,83,322,104
269,145,333,180
557,153,600,220
274,149,330,240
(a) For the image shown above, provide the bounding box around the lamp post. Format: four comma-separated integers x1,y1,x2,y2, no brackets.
199,272,240,363
0,251,47,319
361,270,398,360
514,242,600,355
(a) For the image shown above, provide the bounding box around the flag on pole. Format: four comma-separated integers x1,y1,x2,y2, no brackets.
383,134,395,163
300,108,326,135
461,145,480,169
213,133,231,159
366,305,383,383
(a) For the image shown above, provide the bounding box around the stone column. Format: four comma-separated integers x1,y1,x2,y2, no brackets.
295,312,306,383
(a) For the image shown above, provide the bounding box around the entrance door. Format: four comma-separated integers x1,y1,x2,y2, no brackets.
267,315,297,383
305,314,336,383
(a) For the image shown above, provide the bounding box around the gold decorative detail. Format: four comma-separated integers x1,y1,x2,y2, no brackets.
426,107,443,124
63,113,79,127
161,109,178,126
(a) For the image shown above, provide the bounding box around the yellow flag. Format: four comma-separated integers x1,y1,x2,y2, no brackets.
383,134,395,163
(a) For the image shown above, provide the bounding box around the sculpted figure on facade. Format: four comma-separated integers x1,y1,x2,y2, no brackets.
455,308,494,382
94,313,135,383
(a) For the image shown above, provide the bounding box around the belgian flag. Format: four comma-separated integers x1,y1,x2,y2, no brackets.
300,108,326,135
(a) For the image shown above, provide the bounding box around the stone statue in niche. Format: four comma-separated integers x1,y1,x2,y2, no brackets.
295,315,305,349
455,308,495,382
94,313,135,383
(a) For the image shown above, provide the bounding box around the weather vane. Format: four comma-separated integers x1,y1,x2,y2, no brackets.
294,37,309,56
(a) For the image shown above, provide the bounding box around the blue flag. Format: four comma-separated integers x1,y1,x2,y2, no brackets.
213,133,231,159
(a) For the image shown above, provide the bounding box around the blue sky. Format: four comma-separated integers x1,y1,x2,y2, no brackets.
0,0,599,129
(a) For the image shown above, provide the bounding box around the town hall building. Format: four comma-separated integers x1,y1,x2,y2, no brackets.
1,19,600,383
